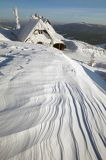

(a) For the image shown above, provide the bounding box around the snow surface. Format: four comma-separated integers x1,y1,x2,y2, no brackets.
0,41,106,160
64,39,106,82
0,31,10,41
96,43,106,49
0,28,16,41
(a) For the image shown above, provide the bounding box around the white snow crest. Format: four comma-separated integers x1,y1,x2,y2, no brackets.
0,41,106,160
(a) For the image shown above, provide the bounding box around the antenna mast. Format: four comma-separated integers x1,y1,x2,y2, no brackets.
13,7,20,29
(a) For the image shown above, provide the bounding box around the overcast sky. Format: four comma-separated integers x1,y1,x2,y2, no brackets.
0,0,106,25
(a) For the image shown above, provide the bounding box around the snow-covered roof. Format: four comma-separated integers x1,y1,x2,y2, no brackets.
18,18,46,42
18,16,65,49
45,21,64,40
27,34,51,44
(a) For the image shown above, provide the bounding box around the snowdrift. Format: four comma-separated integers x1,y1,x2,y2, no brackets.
0,32,10,41
0,28,12,41
0,41,106,160
65,39,106,57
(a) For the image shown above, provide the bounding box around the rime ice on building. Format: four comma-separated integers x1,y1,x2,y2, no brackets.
13,7,20,29
18,15,66,50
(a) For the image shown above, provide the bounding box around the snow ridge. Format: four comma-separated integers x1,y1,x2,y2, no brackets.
0,41,106,160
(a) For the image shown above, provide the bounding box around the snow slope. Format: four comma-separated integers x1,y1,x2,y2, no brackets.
0,41,106,160
64,39,106,81
0,28,12,41
0,32,10,41
96,43,106,49
65,39,106,57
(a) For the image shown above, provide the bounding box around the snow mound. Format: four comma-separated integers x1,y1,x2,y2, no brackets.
0,28,16,41
0,41,106,160
65,39,106,57
96,43,106,49
0,32,10,41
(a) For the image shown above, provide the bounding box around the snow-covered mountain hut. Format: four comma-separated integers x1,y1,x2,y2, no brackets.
18,15,66,50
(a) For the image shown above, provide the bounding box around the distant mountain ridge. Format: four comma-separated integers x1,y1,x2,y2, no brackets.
1,21,106,45
54,23,106,45
54,23,106,33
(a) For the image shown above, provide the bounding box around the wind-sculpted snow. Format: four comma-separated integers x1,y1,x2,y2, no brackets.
0,41,106,160
65,39,106,57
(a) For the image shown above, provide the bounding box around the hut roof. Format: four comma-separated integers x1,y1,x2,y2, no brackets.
18,16,65,49
18,18,46,42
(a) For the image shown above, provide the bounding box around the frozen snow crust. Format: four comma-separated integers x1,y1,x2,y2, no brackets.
0,41,106,160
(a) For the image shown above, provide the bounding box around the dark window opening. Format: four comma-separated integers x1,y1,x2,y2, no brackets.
53,43,66,50
37,42,43,44
38,30,43,34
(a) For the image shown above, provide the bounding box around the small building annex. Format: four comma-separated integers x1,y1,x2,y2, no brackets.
18,15,66,50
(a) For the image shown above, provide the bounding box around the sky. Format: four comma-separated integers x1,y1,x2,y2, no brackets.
0,0,106,25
